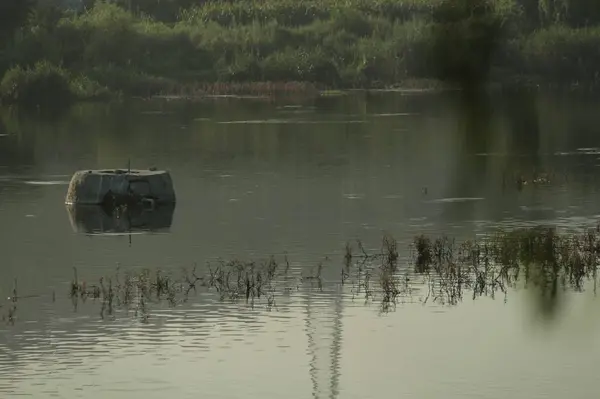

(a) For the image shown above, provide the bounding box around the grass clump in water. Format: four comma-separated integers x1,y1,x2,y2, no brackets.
5,225,600,324
68,256,288,321
411,225,600,306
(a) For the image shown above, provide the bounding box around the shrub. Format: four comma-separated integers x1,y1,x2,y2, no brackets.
0,61,108,107
429,0,504,86
260,47,340,84
520,25,600,82
3,0,600,103
0,61,73,107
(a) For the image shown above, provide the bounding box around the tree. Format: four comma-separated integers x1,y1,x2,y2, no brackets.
0,0,35,44
430,0,501,91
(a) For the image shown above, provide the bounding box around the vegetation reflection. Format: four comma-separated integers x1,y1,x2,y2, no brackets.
4,225,600,324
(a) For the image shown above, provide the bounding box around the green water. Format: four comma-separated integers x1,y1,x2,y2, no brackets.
1,90,600,398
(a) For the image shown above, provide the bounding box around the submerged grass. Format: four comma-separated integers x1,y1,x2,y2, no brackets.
63,225,600,320
5,224,600,324
68,256,287,321
411,225,600,305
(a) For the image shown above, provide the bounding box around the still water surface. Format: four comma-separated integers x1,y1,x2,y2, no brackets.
2,90,600,398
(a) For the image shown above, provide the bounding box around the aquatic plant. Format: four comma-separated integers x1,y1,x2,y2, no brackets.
66,255,292,321
56,225,600,317
5,225,600,325
410,225,600,305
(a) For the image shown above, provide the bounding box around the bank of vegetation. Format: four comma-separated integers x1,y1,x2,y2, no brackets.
1,0,600,107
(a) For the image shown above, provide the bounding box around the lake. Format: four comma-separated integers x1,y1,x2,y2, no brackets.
2,89,600,398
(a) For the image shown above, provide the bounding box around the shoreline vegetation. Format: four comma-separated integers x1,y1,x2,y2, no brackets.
1,0,600,108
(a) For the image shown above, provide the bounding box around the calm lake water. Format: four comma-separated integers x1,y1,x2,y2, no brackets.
2,89,600,398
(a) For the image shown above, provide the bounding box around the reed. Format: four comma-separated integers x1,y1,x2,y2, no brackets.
4,225,600,324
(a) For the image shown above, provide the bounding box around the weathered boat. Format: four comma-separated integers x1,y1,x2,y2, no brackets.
65,168,176,206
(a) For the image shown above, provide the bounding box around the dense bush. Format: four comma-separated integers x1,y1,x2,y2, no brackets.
179,0,442,27
520,26,600,81
0,61,107,107
1,0,600,105
0,61,73,106
0,0,34,44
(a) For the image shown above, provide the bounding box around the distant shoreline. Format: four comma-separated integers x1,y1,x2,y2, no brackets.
2,1,600,108
96,78,600,104
3,75,600,110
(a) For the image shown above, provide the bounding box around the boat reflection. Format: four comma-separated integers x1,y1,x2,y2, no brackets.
65,203,175,235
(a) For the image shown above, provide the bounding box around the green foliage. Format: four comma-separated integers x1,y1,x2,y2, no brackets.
429,0,505,86
69,73,110,99
85,65,176,96
0,0,34,44
520,25,600,82
260,47,341,84
513,0,600,28
179,0,442,27
2,0,600,103
0,61,107,107
0,61,73,107
562,1,600,27
108,0,200,22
